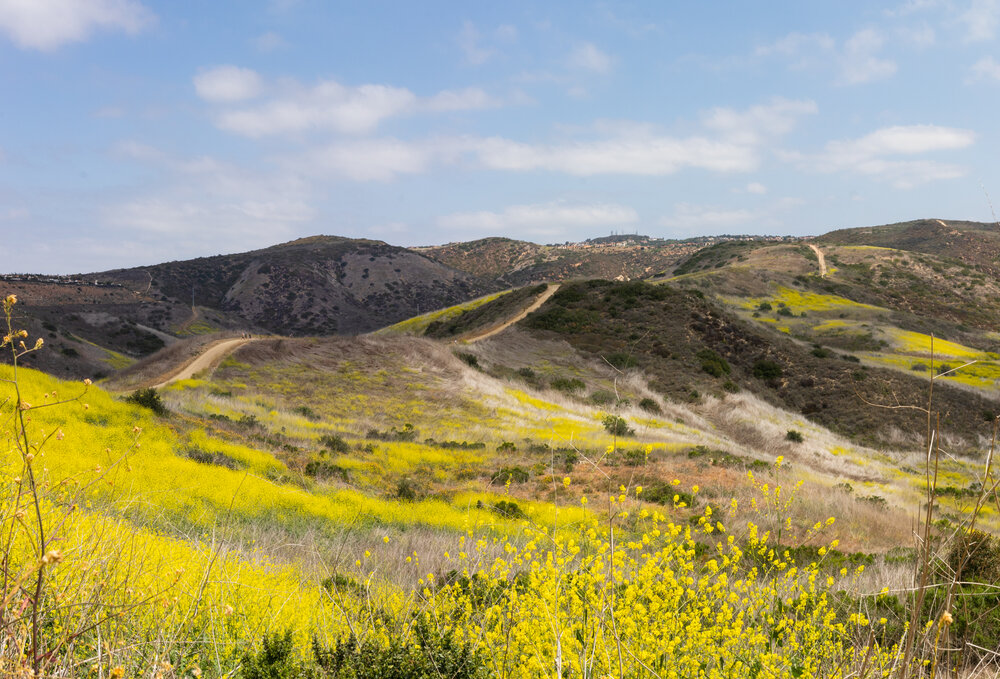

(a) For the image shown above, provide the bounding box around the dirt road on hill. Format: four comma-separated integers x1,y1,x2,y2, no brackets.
150,337,253,388
808,244,827,277
463,283,560,343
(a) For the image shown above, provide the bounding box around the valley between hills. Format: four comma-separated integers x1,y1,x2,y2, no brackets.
5,218,1000,677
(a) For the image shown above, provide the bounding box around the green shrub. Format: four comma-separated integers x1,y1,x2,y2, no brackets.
319,434,351,453
491,466,529,484
240,630,311,679
606,352,637,370
638,397,661,413
602,414,634,437
949,529,1000,582
551,377,586,393
395,479,421,501
786,430,804,443
304,459,349,482
752,360,782,379
757,301,772,311
293,405,320,421
496,441,516,452
589,390,615,405
457,352,479,368
696,348,730,378
312,623,488,679
722,380,740,393
123,387,166,416
491,500,527,520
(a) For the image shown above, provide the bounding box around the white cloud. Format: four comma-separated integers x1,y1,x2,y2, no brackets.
0,0,153,50
254,31,286,52
457,21,493,65
756,29,896,85
105,147,314,248
838,29,897,85
272,98,815,182
300,138,435,181
471,134,757,175
968,55,1000,81
495,24,518,42
791,124,975,188
568,43,614,74
210,77,499,137
703,98,818,145
439,201,638,235
194,66,264,103
659,204,756,231
745,182,768,194
423,87,499,112
959,0,1000,41
755,32,835,62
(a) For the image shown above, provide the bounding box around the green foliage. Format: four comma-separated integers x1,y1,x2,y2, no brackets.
319,434,351,453
589,390,616,405
601,414,634,437
457,352,479,368
312,624,488,679
395,478,422,501
123,387,167,416
293,405,321,421
367,424,418,442
490,500,527,520
304,459,349,482
496,441,516,452
757,301,772,311
949,529,1000,582
638,397,661,413
550,377,586,393
722,380,740,393
643,484,694,507
605,352,637,370
752,359,783,380
785,430,804,443
241,630,313,679
491,466,529,484
696,348,730,378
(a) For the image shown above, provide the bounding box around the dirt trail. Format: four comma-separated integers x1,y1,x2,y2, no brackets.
935,219,948,227
150,337,253,389
462,283,560,343
808,244,827,277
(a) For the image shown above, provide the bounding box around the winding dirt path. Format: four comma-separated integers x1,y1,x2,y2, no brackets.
462,283,560,343
150,337,253,389
807,244,827,277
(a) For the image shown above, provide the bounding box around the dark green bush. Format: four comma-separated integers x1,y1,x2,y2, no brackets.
589,390,615,405
123,387,166,416
752,360,783,379
602,414,634,437
606,352,637,370
491,500,527,520
550,377,586,393
491,466,529,484
786,430,804,443
293,405,320,421
457,352,479,368
312,622,488,679
696,348,730,378
638,397,661,413
240,630,312,679
319,434,351,453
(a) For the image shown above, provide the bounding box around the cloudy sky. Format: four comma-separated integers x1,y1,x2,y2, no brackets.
1,1,1000,273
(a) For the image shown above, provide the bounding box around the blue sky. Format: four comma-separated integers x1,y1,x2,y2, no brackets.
2,1,1000,273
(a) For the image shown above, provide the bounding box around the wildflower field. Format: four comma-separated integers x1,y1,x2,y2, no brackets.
3,294,1000,678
